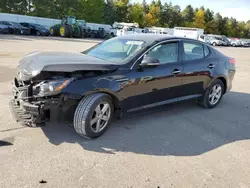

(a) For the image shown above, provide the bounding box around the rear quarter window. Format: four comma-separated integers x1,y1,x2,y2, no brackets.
203,45,210,57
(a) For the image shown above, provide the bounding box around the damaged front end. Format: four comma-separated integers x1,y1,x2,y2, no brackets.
9,69,112,127
9,51,119,127
10,76,73,126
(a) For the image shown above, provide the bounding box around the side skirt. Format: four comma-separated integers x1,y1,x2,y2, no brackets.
126,94,202,113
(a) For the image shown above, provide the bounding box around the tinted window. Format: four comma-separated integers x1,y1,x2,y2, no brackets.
126,27,134,31
203,45,210,57
21,23,28,27
83,38,146,63
146,42,178,64
183,42,204,60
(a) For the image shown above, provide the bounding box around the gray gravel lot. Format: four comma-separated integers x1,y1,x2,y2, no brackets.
0,35,250,188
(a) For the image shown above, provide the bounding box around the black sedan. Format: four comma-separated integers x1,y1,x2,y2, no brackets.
20,22,50,36
0,23,9,34
10,34,236,139
0,21,30,35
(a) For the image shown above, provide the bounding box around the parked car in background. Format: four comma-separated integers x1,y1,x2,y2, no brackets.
221,35,231,46
229,38,242,47
0,21,30,35
240,39,250,47
0,23,9,34
20,22,50,36
207,35,223,46
0,21,15,34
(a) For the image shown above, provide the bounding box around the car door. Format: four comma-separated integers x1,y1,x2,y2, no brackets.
180,40,216,97
119,40,183,112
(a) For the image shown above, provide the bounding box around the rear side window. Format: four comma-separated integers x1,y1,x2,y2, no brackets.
183,42,204,60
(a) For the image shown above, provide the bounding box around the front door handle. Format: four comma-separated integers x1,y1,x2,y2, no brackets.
207,64,215,69
172,69,181,75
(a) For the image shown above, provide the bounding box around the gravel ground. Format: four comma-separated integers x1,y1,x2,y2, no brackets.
0,35,250,188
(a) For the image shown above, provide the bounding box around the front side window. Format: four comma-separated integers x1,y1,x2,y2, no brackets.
183,42,204,60
145,42,178,64
11,22,23,27
83,38,147,63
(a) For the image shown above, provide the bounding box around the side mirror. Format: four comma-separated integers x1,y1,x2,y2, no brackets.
140,56,160,68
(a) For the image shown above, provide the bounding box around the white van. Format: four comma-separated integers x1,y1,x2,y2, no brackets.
110,22,141,37
173,27,204,40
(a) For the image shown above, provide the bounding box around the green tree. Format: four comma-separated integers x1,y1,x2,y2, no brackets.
181,5,194,27
128,3,145,26
193,8,205,29
0,0,28,14
160,3,183,28
104,0,117,25
214,13,223,34
142,0,149,13
78,0,105,23
113,0,130,22
204,8,214,22
204,8,215,34
148,1,161,26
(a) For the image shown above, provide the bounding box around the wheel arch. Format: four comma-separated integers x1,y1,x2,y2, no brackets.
82,89,121,111
208,76,227,94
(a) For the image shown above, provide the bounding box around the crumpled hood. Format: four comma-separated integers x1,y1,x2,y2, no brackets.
18,51,118,80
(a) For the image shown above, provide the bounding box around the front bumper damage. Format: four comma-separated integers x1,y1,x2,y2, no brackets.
9,77,80,127
9,80,51,126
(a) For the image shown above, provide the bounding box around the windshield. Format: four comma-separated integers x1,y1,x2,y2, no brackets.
83,38,147,63
214,37,223,40
68,17,76,24
11,22,23,27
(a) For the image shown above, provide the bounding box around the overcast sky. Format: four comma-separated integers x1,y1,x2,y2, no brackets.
132,0,250,22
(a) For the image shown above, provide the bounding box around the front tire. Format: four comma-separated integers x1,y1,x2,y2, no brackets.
198,79,225,109
73,93,114,139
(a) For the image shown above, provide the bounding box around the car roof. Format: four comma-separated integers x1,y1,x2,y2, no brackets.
116,34,203,44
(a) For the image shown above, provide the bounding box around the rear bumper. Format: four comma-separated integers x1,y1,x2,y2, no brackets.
226,70,236,93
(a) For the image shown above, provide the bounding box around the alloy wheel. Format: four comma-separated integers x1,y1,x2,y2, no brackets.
209,84,222,105
90,102,111,133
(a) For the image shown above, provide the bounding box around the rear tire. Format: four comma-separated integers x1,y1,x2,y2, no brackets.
198,79,225,109
36,31,41,36
59,25,70,37
73,93,114,139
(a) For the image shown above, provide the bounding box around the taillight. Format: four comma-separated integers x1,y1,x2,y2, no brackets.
228,58,236,64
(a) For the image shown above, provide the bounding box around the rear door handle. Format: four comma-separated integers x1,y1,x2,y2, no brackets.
208,64,215,69
171,69,181,75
